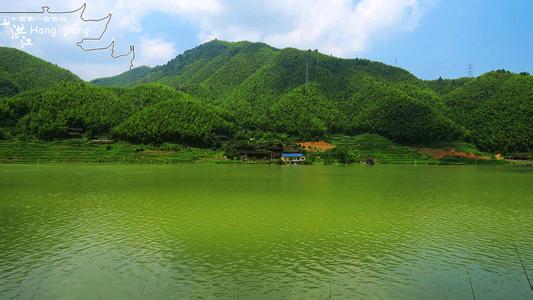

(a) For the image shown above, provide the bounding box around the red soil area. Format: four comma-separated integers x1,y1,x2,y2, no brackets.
419,148,490,160
138,150,173,156
298,141,336,152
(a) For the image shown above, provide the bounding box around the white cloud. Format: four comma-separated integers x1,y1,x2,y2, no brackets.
0,0,434,56
83,0,224,32
64,62,130,80
195,0,435,57
0,0,435,79
0,0,224,32
136,35,176,67
61,39,173,80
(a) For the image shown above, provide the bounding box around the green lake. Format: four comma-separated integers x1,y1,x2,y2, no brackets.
0,164,532,299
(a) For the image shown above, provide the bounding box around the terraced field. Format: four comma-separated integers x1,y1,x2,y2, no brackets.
329,134,437,164
0,136,508,165
0,140,225,164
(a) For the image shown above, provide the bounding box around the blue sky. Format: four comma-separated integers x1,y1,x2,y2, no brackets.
368,0,533,79
1,0,532,80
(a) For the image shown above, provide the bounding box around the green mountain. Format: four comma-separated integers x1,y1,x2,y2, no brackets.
0,41,530,154
443,70,532,153
91,66,153,87
92,40,416,95
0,47,80,96
91,40,459,142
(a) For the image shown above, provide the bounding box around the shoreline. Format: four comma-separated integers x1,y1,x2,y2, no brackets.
0,139,529,167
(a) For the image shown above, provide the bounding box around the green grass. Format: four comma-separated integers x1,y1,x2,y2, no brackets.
0,140,225,164
327,134,437,164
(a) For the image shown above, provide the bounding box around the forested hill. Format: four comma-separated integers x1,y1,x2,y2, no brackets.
1,41,531,155
92,40,417,94
0,47,80,97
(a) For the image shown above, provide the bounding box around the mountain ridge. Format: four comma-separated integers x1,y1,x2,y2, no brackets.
91,39,417,88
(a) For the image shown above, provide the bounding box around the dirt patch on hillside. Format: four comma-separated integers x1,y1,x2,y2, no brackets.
137,150,174,156
419,148,490,160
298,141,336,152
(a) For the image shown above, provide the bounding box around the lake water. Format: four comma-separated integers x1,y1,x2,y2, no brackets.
0,164,532,299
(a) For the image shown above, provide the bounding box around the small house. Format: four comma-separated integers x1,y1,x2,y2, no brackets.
281,153,305,164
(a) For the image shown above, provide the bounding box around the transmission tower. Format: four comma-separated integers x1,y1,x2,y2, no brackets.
305,59,310,85
466,64,474,77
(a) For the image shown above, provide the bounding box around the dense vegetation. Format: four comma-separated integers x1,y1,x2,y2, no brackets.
0,81,233,146
443,71,532,153
0,70,20,97
113,95,233,146
0,47,80,96
0,41,531,156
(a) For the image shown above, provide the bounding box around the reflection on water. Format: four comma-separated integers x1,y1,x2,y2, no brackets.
0,164,532,299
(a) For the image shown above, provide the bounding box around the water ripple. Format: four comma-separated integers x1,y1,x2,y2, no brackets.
0,164,532,299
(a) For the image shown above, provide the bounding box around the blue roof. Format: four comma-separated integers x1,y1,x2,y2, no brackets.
282,153,304,158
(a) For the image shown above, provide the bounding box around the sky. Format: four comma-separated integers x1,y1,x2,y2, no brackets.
0,0,532,81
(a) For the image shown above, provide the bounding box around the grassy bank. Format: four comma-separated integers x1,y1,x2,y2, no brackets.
0,140,226,164
0,135,519,166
